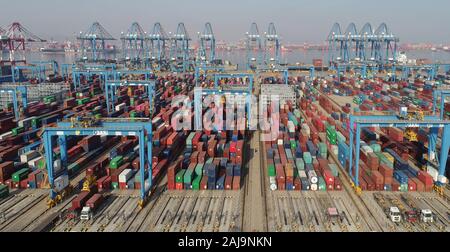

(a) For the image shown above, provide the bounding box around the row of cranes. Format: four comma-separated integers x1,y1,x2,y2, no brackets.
79,21,284,72
245,22,282,70
327,23,399,67
77,21,216,72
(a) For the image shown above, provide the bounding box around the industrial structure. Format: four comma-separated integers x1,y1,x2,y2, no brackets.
0,20,449,234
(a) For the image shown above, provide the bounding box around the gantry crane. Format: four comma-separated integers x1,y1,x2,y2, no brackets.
105,80,155,114
121,22,148,67
0,86,27,120
0,22,46,64
71,69,114,91
263,23,281,68
197,23,216,66
327,22,399,67
77,22,116,62
348,114,449,194
148,22,169,71
246,23,263,70
11,65,45,83
42,119,153,208
169,23,192,72
31,61,59,76
194,65,225,86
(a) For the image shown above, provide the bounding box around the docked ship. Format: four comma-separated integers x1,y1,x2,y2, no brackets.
40,41,65,53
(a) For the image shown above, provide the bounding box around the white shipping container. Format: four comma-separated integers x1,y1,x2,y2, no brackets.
308,170,318,184
115,103,126,112
54,174,69,193
18,116,36,128
119,169,133,183
270,183,277,191
331,145,338,155
0,131,13,140
54,159,62,173
277,139,283,145
310,183,318,191
298,170,307,178
28,156,43,169
427,166,438,181
20,150,39,163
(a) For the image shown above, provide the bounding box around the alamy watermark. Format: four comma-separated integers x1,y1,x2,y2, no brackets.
170,87,283,141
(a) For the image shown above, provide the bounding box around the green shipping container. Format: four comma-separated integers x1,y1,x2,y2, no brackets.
68,163,81,174
110,156,124,169
290,140,297,149
186,132,195,146
32,118,41,128
268,164,276,177
112,182,119,189
130,111,137,118
183,169,195,185
0,190,9,199
295,158,305,170
400,183,408,192
12,168,29,182
336,132,346,143
11,126,25,136
318,177,326,191
370,144,381,153
303,152,312,164
318,143,327,154
192,175,202,190
176,170,186,183
195,164,204,176
206,158,214,164
326,126,337,145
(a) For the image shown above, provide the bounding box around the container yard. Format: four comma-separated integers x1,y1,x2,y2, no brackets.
0,3,450,234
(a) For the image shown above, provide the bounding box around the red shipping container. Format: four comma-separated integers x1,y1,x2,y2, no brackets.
294,177,301,191
370,170,384,184
19,179,28,189
392,181,400,191
175,182,183,190
379,163,393,177
411,178,424,192
359,177,367,191
225,176,233,190
334,177,342,191
232,176,241,190
389,128,403,142
384,176,393,185
277,178,286,190
367,153,379,170
407,180,417,191
200,176,208,190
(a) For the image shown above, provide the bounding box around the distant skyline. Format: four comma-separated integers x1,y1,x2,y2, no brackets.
1,0,450,43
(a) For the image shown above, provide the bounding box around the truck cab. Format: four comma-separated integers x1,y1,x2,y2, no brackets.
389,207,402,222
80,206,92,220
420,209,434,223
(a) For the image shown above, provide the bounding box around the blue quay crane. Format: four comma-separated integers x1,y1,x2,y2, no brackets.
348,114,449,194
0,86,27,120
121,22,149,67
77,22,116,62
264,23,281,67
197,23,216,66
149,23,169,71
42,120,153,207
170,23,192,72
105,80,155,114
246,23,263,70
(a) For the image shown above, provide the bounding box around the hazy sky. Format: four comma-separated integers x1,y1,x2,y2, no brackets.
1,0,449,43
